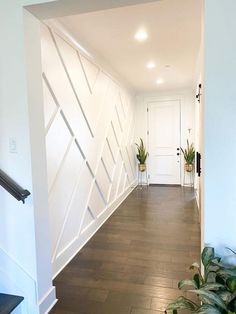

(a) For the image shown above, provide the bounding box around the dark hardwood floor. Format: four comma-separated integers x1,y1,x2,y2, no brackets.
50,186,200,314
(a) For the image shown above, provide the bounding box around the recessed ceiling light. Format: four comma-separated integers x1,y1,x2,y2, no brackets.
147,62,156,69
156,78,164,85
134,29,148,42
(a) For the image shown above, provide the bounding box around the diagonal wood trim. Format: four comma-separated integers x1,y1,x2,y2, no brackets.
48,27,94,138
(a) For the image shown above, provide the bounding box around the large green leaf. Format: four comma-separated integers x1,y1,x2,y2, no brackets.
212,257,222,263
227,277,236,292
189,290,227,310
201,283,224,291
194,304,221,314
178,279,198,290
166,296,197,311
217,269,236,278
202,247,215,267
216,290,232,303
210,260,227,268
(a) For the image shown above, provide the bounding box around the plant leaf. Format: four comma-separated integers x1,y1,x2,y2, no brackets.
194,304,221,314
201,283,224,291
193,273,201,289
136,138,148,164
190,262,201,270
227,277,236,292
211,257,221,263
228,296,236,312
210,260,226,268
215,274,225,285
217,269,236,278
189,290,227,310
216,289,232,303
202,247,215,267
166,296,197,311
178,279,198,290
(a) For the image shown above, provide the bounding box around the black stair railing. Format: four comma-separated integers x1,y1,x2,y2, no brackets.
0,169,30,204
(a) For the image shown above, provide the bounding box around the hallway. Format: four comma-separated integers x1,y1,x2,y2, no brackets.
51,186,200,314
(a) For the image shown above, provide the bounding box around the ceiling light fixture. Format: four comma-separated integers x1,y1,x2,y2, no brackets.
156,78,164,85
147,62,156,69
134,29,148,42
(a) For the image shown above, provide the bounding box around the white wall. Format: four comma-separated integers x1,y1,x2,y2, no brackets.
0,2,198,313
193,30,204,229
0,2,55,314
135,90,195,186
204,0,236,258
41,24,137,276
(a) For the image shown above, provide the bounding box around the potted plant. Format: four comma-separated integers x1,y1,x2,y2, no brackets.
136,138,148,172
181,140,195,173
166,247,236,314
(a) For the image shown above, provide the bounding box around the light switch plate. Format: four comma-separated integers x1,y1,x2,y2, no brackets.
9,138,17,153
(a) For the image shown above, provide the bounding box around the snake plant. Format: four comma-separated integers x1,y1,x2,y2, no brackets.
166,247,236,314
181,140,195,165
135,138,148,164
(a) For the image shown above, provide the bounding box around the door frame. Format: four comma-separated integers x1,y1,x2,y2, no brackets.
147,98,182,185
138,92,190,186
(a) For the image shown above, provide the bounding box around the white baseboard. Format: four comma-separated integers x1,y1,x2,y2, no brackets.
53,182,136,278
39,286,57,314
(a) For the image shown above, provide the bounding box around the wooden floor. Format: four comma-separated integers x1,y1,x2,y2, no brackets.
50,186,200,314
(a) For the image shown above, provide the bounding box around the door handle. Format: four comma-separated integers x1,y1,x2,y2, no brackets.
177,148,180,150
177,153,180,156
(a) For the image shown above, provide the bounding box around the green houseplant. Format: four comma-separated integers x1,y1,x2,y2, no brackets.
181,140,195,172
136,138,148,172
166,247,236,314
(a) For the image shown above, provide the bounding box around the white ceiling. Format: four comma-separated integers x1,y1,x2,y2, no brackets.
56,0,202,93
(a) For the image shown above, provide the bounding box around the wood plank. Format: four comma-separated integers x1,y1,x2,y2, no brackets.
50,186,200,314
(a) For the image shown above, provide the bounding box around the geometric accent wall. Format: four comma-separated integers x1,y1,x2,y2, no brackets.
41,25,136,276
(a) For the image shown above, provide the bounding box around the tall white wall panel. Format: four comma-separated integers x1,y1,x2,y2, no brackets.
41,25,136,276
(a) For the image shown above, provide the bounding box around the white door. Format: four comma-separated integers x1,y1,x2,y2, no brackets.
148,100,181,184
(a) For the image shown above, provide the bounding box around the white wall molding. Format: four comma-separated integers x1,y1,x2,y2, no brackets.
44,19,135,96
52,183,136,278
41,24,137,276
38,286,57,314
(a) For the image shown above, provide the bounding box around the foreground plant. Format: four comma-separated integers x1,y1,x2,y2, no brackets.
165,247,236,314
